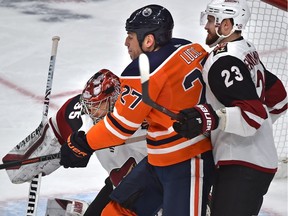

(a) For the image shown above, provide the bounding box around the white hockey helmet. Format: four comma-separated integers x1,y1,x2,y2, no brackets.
201,0,251,31
80,69,120,123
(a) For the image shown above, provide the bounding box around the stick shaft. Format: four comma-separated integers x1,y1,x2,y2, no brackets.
26,36,60,216
0,133,146,170
0,153,61,170
139,53,183,122
42,36,60,120
26,173,42,216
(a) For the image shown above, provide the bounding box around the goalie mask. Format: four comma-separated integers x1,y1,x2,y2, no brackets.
80,69,121,123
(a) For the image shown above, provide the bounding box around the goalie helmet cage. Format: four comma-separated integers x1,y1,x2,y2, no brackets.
244,0,287,178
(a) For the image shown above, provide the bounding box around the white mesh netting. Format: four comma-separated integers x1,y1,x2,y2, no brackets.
244,0,287,177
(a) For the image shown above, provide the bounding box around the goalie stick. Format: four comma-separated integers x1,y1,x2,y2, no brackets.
25,36,60,216
0,134,146,170
27,36,60,216
139,53,184,122
0,152,61,170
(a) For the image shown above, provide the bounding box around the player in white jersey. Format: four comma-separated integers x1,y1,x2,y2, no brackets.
173,0,287,215
3,69,147,216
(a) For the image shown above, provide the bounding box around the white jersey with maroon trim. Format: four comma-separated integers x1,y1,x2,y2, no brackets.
203,37,287,173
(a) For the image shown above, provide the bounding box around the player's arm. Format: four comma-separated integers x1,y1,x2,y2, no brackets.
86,77,151,148
60,78,152,168
174,56,269,139
263,67,287,123
208,56,268,136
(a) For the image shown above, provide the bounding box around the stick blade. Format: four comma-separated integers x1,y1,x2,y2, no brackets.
139,53,150,84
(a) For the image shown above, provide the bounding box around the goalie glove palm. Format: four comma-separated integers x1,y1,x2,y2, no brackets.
60,131,94,168
173,104,219,139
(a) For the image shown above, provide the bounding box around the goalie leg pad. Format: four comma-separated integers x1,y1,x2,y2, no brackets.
45,198,89,216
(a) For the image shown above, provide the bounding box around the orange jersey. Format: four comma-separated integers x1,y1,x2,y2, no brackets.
87,38,212,166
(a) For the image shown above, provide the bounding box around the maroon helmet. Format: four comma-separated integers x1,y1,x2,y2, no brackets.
80,69,120,123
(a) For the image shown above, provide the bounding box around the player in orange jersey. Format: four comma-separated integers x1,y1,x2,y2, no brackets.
60,4,215,216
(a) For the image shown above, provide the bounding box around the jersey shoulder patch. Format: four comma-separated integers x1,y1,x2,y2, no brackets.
213,42,228,56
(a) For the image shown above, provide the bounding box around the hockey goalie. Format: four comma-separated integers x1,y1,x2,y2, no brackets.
2,69,147,216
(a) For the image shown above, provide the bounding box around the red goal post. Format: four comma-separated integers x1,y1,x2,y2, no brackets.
244,0,287,178
261,0,287,11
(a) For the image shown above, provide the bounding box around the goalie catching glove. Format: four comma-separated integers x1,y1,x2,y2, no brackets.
173,104,219,139
60,131,94,168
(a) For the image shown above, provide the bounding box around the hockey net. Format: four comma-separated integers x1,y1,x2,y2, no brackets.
244,0,287,178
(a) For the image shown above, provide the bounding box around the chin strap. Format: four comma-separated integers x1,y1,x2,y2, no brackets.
209,27,236,48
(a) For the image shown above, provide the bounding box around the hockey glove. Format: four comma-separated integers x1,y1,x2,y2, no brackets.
173,104,219,139
60,131,94,168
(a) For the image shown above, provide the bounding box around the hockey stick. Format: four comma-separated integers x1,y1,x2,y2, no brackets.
27,173,42,216
139,54,210,138
0,133,146,170
139,53,184,122
26,36,60,216
42,36,60,120
0,152,61,170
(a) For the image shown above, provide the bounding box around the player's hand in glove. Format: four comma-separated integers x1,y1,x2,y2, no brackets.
60,131,94,168
173,104,219,139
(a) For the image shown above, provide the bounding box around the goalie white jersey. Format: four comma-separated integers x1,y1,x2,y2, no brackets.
3,94,147,184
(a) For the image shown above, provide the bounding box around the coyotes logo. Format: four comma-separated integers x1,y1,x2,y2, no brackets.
213,42,228,55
